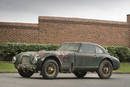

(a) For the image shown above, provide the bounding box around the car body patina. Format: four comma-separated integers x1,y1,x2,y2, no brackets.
13,42,120,79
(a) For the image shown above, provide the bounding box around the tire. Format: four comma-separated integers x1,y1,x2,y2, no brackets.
41,59,59,79
97,60,113,79
73,71,87,78
18,69,34,78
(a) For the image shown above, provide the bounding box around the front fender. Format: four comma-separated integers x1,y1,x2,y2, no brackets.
99,55,120,70
36,53,62,71
40,53,57,61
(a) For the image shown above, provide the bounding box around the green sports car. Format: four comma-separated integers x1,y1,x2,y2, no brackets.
12,42,120,79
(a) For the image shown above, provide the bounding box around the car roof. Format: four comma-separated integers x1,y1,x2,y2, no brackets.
64,42,105,50
64,42,99,46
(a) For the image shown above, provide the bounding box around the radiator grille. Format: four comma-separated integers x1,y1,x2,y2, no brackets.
21,55,31,64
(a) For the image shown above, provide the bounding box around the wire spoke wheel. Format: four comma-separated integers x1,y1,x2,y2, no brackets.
102,63,111,75
97,60,113,79
46,63,57,77
42,59,59,79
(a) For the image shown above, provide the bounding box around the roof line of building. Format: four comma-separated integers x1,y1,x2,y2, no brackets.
0,22,38,29
39,16,129,26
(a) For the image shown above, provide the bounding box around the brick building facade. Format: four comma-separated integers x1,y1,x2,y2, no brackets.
0,15,130,47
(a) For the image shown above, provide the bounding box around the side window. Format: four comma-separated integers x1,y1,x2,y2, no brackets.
79,44,96,53
96,47,104,54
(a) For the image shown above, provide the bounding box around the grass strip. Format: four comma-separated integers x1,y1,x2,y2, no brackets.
115,62,130,72
0,61,130,72
0,61,17,72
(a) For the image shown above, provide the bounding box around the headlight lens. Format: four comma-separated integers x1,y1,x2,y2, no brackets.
32,55,40,64
12,56,16,63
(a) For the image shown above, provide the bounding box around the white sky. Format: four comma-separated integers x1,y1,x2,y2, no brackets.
0,0,130,23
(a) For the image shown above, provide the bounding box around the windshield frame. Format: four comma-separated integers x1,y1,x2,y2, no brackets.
57,43,80,52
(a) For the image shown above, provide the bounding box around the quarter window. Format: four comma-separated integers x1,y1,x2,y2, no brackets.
96,47,104,53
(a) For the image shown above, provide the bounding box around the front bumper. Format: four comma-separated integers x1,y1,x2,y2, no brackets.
16,64,37,72
14,53,39,72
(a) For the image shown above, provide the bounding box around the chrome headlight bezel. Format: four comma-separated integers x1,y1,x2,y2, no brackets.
12,56,16,63
31,55,40,64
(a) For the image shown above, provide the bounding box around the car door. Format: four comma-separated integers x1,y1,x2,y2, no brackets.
75,43,97,69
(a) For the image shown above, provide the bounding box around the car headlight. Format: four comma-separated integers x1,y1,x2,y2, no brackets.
32,55,40,64
12,56,16,63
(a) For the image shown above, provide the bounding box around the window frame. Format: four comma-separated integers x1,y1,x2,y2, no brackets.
79,44,96,54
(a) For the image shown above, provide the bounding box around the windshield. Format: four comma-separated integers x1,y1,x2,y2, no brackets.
58,43,80,51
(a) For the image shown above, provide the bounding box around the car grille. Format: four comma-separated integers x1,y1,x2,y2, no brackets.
21,55,31,64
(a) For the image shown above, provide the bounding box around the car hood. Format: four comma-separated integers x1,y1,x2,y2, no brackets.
18,51,38,56
38,50,74,55
16,50,73,58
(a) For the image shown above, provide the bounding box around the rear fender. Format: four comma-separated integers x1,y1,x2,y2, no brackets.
98,57,113,68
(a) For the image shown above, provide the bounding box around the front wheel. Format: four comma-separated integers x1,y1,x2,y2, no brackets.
41,59,59,79
73,71,87,78
18,69,34,78
97,60,113,79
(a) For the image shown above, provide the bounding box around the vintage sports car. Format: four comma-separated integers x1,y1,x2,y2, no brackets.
12,42,120,79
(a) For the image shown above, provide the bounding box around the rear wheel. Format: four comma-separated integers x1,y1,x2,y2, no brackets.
41,59,59,79
73,71,87,78
18,69,34,78
97,60,113,79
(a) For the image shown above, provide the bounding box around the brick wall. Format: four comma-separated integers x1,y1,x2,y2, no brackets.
0,22,39,44
0,15,130,47
39,16,130,47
